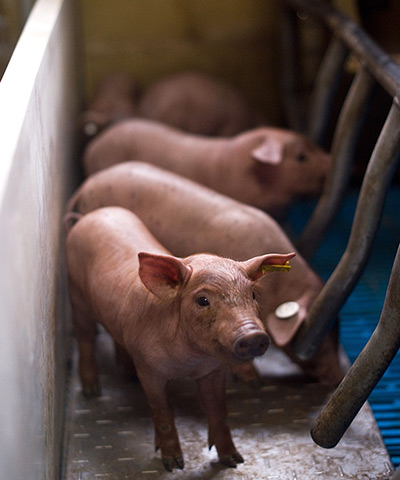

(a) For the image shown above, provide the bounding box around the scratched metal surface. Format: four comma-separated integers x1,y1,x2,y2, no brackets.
61,328,394,480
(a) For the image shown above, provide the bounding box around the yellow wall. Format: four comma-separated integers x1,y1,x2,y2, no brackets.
78,0,283,124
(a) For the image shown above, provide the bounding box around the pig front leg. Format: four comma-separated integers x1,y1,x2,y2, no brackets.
231,361,261,387
137,370,184,471
197,366,244,467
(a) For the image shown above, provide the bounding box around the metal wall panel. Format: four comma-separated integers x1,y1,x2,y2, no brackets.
0,0,80,478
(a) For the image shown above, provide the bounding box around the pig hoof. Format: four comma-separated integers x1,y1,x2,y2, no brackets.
219,451,244,468
233,452,244,464
162,455,185,472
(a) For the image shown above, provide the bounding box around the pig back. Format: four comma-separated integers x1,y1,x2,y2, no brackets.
69,162,293,258
67,162,319,303
82,118,226,178
66,207,172,344
66,208,167,302
137,72,265,136
67,205,167,261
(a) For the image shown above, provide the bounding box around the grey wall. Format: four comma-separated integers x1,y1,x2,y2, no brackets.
0,0,80,478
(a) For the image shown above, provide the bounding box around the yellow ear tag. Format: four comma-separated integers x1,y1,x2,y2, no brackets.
261,261,291,275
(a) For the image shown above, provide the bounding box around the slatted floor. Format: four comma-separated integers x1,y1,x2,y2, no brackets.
288,184,400,470
61,331,393,479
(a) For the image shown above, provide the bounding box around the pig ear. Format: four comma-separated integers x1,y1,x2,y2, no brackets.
138,252,192,300
266,304,306,347
243,252,296,281
251,136,283,165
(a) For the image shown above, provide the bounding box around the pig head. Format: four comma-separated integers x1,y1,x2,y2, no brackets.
79,73,140,143
82,119,330,217
66,162,344,387
137,71,266,136
65,206,295,470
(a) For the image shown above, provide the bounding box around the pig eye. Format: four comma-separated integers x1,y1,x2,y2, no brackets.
297,153,307,162
252,291,256,300
196,296,210,307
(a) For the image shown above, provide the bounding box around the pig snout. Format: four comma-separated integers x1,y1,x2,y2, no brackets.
233,329,269,359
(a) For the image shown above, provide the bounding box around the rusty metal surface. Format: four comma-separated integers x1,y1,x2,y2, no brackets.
312,244,400,449
61,330,393,480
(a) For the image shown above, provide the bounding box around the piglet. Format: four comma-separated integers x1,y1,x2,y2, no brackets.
82,119,331,217
137,71,265,136
67,162,344,386
80,73,139,142
65,206,294,471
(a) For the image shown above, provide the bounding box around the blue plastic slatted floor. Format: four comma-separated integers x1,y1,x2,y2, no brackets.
288,185,400,469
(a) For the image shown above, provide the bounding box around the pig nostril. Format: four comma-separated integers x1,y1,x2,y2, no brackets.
258,340,268,352
237,340,250,355
234,332,269,359
254,337,269,356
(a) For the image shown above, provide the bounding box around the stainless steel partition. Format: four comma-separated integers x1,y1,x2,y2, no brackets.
0,1,80,479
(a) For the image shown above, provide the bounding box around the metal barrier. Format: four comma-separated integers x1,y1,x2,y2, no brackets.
281,0,400,455
281,0,400,360
311,244,400,448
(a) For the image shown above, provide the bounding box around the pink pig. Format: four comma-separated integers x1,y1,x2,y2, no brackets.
66,162,344,387
65,206,294,470
137,71,266,136
82,119,331,217
79,73,140,142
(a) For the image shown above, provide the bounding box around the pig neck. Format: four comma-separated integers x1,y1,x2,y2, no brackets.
122,294,222,379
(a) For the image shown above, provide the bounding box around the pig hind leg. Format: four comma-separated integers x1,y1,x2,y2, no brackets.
197,366,244,467
137,370,184,471
71,296,101,397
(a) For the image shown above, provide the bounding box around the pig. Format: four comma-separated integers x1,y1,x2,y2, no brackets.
82,118,331,218
66,162,344,387
79,73,140,142
65,206,295,470
137,71,266,136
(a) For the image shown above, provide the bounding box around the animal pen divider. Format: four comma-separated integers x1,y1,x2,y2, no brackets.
282,0,400,474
